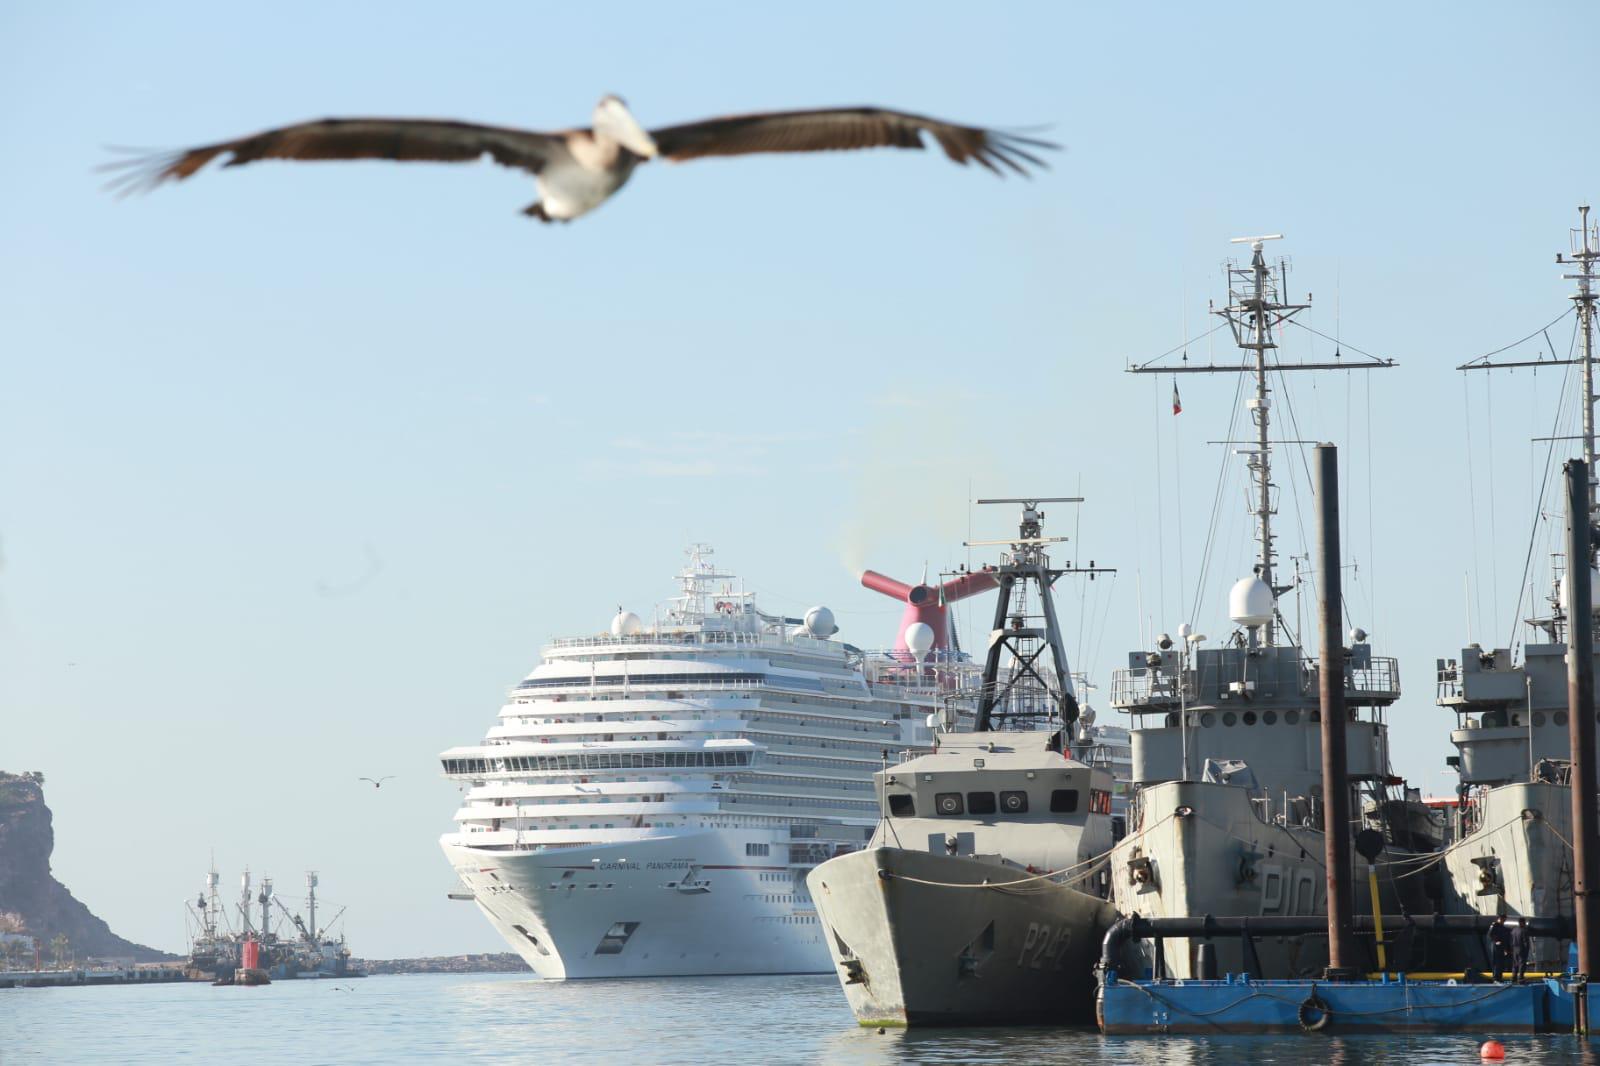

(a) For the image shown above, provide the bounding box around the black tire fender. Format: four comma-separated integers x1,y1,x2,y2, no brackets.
1297,992,1331,1032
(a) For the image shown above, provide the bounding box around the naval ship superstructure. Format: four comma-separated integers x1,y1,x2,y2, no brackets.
809,499,1118,1026
1434,206,1600,967
1107,235,1435,980
438,545,979,978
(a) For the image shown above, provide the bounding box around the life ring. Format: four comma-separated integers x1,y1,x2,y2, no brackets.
1297,992,1331,1032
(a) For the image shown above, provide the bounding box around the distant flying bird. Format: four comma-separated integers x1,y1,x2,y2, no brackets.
359,776,395,789
103,95,1054,224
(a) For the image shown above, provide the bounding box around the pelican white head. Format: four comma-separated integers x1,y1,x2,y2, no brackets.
594,95,658,158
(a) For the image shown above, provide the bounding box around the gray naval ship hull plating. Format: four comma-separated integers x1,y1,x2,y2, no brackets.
808,846,1117,1026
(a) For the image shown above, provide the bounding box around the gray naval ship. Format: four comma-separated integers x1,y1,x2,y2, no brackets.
1434,206,1600,969
808,499,1118,1026
1107,235,1441,980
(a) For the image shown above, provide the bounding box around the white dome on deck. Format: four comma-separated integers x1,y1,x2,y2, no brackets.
1229,576,1275,628
803,605,837,637
903,621,935,661
610,610,643,637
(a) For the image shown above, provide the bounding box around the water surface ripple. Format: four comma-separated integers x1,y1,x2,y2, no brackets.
1,973,1596,1064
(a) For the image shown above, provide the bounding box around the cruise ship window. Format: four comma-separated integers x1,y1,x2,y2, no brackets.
1050,789,1080,813
966,791,997,815
934,792,964,816
887,793,915,817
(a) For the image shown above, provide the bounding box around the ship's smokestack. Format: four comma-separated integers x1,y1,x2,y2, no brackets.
860,567,999,656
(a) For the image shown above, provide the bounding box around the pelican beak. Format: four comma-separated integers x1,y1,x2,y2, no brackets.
596,95,659,158
621,123,658,159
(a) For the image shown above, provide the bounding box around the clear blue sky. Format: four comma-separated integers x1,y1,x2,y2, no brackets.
2,2,1596,957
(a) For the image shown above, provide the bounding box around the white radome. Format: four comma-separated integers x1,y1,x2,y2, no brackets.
610,610,644,637
903,621,936,661
1228,576,1275,628
1559,569,1600,616
804,605,838,637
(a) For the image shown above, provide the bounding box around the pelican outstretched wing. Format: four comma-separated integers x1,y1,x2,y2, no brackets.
102,118,566,196
648,107,1054,177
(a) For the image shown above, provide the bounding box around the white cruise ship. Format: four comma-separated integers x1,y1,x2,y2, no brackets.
438,546,974,978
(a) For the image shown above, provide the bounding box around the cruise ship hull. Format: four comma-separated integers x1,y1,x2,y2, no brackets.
442,831,833,979
808,847,1116,1026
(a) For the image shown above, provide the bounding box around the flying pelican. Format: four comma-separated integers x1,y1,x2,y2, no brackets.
359,776,395,789
104,96,1054,223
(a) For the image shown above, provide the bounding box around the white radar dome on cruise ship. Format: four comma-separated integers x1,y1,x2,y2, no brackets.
1559,568,1600,616
1228,575,1275,628
903,621,936,661
610,610,643,637
804,605,838,637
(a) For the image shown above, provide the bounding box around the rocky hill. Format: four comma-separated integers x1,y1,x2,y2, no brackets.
0,771,175,963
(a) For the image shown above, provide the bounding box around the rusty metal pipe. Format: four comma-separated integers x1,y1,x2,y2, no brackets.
1316,443,1357,977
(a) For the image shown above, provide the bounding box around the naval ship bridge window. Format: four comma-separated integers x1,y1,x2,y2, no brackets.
1049,789,1079,814
999,790,1029,814
887,793,915,817
966,791,997,815
934,792,964,816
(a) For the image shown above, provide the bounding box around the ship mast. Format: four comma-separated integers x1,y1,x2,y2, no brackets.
1227,236,1302,645
1563,205,1599,530
1459,205,1600,581
1130,234,1394,648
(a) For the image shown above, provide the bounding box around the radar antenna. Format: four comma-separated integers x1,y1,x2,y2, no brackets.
966,498,1112,735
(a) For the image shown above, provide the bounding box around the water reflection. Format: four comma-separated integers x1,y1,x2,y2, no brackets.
817,1024,1600,1066
2,973,1597,1064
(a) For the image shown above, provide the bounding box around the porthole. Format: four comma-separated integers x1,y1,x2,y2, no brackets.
1201,712,1217,728
1555,711,1570,727
1243,711,1257,726
1533,711,1547,728
1263,710,1277,725
1222,712,1237,727
1285,710,1301,725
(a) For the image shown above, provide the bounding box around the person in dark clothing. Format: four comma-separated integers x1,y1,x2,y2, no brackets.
1509,917,1532,981
1487,915,1512,982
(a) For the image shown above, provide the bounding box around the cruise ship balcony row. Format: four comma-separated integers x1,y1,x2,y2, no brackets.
743,729,894,755
483,713,902,745
441,748,755,776
513,675,875,701
447,825,694,849
484,717,747,742
509,688,921,716
545,629,812,652
465,780,712,801
454,799,720,821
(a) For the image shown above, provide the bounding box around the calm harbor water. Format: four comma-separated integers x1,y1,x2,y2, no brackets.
1,973,1596,1065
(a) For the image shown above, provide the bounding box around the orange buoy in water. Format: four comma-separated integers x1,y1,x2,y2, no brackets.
1480,1040,1506,1060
